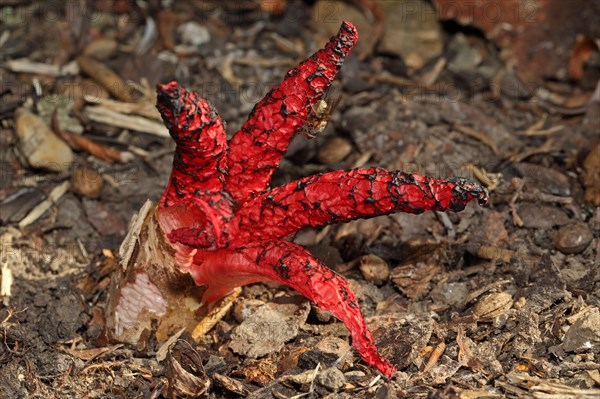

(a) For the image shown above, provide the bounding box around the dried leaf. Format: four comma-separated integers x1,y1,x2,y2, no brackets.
165,341,210,398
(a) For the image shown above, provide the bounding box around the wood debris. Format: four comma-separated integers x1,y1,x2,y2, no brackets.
192,287,241,340
18,180,70,228
1,263,13,298
76,55,135,102
51,109,130,163
4,58,79,76
84,106,169,137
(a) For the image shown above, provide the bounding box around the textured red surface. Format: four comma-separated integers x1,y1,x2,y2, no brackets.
155,22,489,378
224,21,357,203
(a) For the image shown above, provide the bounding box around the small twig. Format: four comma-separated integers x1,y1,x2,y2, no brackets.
85,106,169,137
561,362,600,371
495,190,573,206
422,337,446,373
418,58,447,86
4,58,79,77
51,109,127,163
509,138,557,163
308,362,321,395
366,374,382,388
77,55,135,102
81,359,128,375
19,181,70,228
436,211,456,240
286,363,322,399
518,124,564,137
509,178,525,227
463,163,501,191
466,243,539,266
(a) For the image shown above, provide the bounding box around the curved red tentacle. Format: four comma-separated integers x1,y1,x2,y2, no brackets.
188,239,397,377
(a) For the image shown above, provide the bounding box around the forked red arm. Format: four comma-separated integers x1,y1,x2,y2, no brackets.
225,22,358,204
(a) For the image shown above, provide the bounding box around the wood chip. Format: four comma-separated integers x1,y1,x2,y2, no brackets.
15,107,75,172
238,356,278,386
391,260,441,300
71,166,104,198
85,106,169,137
118,200,153,269
317,137,353,164
586,370,600,385
165,341,210,397
582,143,600,206
192,287,241,339
1,263,13,297
213,373,251,396
77,55,134,102
456,327,492,376
422,340,446,373
156,327,186,362
472,292,513,321
459,390,503,398
359,254,389,285
84,95,162,121
4,58,79,76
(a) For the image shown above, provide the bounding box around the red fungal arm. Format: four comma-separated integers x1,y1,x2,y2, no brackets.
168,168,489,247
153,21,492,378
225,22,358,204
188,239,396,377
156,81,228,207
156,81,233,247
229,168,490,242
